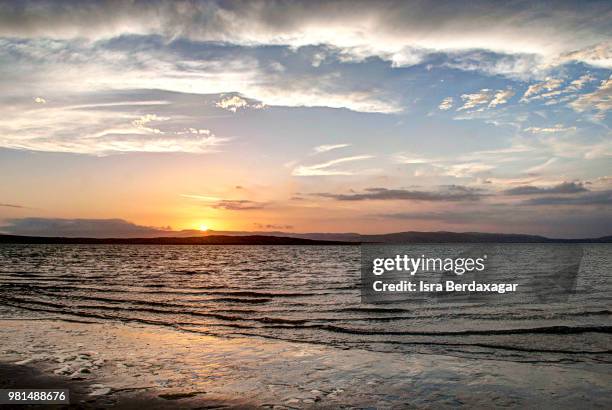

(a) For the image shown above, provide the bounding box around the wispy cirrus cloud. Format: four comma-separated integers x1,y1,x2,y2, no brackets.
525,158,558,174
292,155,374,176
313,144,350,154
180,194,222,202
524,124,577,134
0,109,229,155
393,152,496,178
0,94,229,155
211,200,267,210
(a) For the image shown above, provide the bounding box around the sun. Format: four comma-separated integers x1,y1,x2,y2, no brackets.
198,224,209,232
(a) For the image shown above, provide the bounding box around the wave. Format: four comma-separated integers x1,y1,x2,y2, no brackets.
304,324,612,336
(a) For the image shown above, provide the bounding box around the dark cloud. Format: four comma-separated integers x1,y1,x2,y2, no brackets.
521,190,612,206
253,223,294,230
0,1,608,64
316,185,484,202
211,200,266,210
503,181,588,196
0,218,171,238
0,203,26,208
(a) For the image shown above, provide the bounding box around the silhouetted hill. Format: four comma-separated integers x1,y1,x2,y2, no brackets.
0,234,351,245
0,232,609,244
201,230,612,243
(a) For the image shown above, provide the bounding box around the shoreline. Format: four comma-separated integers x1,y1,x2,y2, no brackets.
1,318,611,409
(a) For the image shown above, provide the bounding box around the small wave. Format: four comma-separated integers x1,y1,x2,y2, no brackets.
309,324,612,336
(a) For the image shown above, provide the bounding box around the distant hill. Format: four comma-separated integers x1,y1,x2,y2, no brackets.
0,231,610,244
0,234,352,245
198,230,612,243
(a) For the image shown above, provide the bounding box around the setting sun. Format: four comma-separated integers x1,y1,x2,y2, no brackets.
198,224,209,232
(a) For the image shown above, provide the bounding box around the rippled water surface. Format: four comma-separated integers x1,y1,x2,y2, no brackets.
0,244,610,363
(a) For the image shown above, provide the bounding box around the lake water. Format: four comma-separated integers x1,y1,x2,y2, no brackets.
0,244,610,364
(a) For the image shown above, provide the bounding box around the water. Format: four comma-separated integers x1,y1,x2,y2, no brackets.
0,244,610,364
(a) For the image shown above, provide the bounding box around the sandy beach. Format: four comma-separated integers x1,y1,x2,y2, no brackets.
1,317,610,409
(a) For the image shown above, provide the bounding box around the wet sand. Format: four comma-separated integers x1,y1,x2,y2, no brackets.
0,363,242,409
1,318,610,409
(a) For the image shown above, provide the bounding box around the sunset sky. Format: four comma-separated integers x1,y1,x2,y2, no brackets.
0,0,611,238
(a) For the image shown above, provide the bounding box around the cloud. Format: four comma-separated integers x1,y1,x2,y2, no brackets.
180,194,222,201
216,95,248,112
292,155,374,176
503,181,588,196
315,185,484,201
457,89,494,111
131,114,169,134
524,124,577,134
215,95,265,112
515,73,600,107
444,162,495,178
566,73,597,92
0,203,26,209
438,97,453,110
211,200,267,210
560,42,612,69
393,154,431,164
590,176,612,189
253,223,294,230
0,38,403,114
0,102,227,154
570,75,612,114
520,77,564,102
182,194,267,210
521,190,612,206
488,89,515,107
525,157,558,174
395,155,496,178
0,218,171,238
1,1,610,73
313,144,350,153
454,88,514,111
442,51,547,81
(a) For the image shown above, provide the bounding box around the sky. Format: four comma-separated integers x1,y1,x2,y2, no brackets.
0,0,611,238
